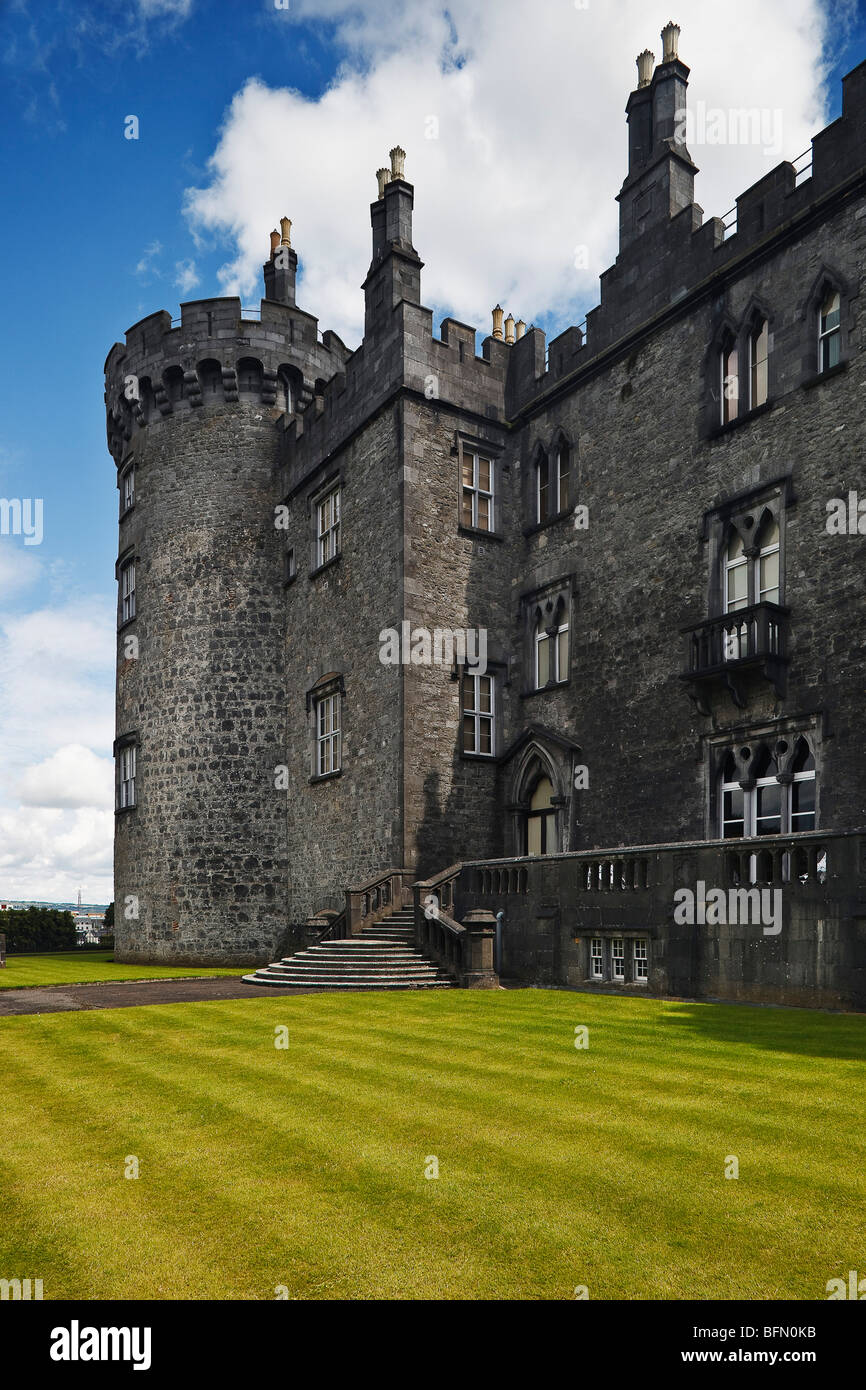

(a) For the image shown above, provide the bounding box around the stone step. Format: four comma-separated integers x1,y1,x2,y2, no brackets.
245,927,454,990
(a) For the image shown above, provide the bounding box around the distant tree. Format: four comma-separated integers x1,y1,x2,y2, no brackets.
104,901,114,929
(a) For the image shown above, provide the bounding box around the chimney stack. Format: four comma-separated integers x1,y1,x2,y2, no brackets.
263,216,298,305
363,145,422,338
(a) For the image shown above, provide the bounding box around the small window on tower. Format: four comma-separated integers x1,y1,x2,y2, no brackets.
818,289,841,373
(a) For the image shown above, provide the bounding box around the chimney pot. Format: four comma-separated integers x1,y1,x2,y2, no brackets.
376,167,391,198
389,145,406,180
269,228,280,257
504,313,515,345
491,305,504,340
636,49,655,89
279,217,292,247
661,21,681,63
515,319,526,340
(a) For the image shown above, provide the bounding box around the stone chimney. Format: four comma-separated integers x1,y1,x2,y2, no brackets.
617,21,700,254
263,216,298,305
363,146,423,338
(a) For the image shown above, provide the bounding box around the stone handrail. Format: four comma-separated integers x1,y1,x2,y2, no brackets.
345,868,413,935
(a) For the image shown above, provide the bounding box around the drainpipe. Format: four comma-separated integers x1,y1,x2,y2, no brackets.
495,910,505,975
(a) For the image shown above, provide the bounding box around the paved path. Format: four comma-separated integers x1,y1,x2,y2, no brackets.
0,977,314,1017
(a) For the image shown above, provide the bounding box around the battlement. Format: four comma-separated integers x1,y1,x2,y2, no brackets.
104,295,351,466
508,56,866,416
280,299,512,495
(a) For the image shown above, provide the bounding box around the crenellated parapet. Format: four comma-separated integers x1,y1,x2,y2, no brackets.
103,295,351,466
506,54,866,417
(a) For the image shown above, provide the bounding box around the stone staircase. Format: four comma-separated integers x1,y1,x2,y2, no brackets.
243,909,454,990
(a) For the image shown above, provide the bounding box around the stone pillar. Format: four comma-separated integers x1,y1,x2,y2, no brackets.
460,909,499,988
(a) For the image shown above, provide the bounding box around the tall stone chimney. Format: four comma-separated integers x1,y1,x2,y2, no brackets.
617,21,700,254
363,145,423,338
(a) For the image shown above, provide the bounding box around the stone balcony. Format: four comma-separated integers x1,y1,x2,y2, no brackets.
680,601,790,713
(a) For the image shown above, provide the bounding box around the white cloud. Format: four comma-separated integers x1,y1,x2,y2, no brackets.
0,547,43,598
184,0,840,346
174,257,200,295
0,596,115,902
135,240,163,278
137,0,193,15
0,807,113,903
16,744,114,810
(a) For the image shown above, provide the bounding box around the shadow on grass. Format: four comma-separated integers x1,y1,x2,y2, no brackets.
659,997,866,1061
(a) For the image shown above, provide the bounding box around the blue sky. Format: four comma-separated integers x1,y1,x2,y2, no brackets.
0,0,863,901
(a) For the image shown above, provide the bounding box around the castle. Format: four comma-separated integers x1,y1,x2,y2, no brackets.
106,25,866,1009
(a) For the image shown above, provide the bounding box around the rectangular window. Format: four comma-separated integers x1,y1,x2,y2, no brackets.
612,938,625,981
535,623,569,688
633,939,648,982
461,449,494,532
117,746,136,809
120,560,136,624
315,693,341,776
557,450,569,512
749,321,769,409
120,464,135,515
791,776,816,833
819,291,841,373
316,487,341,567
722,343,739,425
590,938,604,980
284,547,296,583
537,460,549,524
462,671,495,756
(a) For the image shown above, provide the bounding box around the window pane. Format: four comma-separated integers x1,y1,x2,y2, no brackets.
527,816,542,856
558,456,569,511
723,346,739,424
536,634,550,687
760,549,779,602
462,715,476,753
756,782,782,834
477,495,490,531
727,560,748,611
477,458,491,493
461,457,474,488
723,787,744,837
479,676,492,714
821,291,840,333
479,718,492,756
461,489,474,527
538,465,549,522
557,628,568,681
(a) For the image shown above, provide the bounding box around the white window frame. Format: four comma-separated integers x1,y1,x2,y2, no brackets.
462,671,495,757
461,449,494,532
721,341,739,425
316,486,341,568
749,320,769,410
818,290,841,373
536,456,549,524
120,560,136,624
612,938,625,981
535,620,569,689
633,939,648,983
590,938,604,980
118,745,136,809
120,463,135,515
315,692,341,777
556,448,570,513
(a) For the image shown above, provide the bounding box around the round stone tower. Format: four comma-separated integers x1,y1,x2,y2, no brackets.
104,225,349,964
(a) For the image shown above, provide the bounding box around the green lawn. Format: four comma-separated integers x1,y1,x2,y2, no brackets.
0,951,244,989
0,989,863,1300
